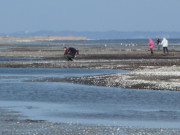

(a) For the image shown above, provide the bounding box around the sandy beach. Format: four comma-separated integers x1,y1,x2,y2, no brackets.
1,40,180,134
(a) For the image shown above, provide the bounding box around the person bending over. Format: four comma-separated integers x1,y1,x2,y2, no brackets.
64,47,79,61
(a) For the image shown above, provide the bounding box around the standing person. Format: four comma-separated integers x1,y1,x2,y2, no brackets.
156,38,161,51
148,39,154,55
64,47,79,61
161,37,168,55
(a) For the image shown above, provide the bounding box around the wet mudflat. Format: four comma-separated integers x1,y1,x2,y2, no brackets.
1,68,180,134
1,39,180,134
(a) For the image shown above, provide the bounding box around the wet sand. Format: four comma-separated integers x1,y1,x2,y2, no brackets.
1,41,180,134
63,65,180,91
1,42,180,91
1,107,180,135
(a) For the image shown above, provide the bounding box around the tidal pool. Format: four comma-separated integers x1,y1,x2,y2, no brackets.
0,68,180,128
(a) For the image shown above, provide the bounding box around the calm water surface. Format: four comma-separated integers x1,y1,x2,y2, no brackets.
1,68,180,128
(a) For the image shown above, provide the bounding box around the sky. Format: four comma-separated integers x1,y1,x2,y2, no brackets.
0,0,180,33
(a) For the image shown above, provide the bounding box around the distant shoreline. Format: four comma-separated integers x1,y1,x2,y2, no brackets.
0,36,86,40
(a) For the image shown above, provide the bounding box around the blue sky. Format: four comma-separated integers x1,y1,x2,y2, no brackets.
0,0,180,33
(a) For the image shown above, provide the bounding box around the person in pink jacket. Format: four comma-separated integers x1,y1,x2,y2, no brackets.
148,39,154,55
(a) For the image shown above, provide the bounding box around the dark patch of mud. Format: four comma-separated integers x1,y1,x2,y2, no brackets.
1,58,180,70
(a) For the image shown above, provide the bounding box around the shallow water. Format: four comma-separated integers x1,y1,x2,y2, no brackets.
1,68,180,128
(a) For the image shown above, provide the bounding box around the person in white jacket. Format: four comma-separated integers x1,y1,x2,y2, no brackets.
161,37,168,55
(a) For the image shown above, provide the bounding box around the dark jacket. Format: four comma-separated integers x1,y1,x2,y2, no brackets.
156,38,161,45
64,47,79,58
